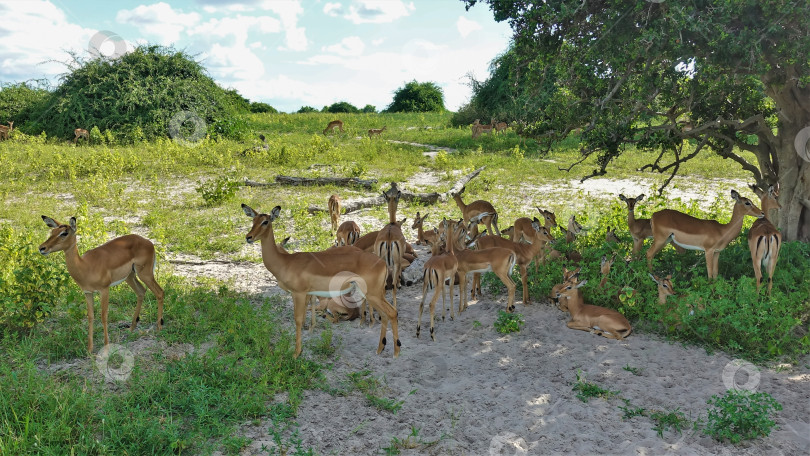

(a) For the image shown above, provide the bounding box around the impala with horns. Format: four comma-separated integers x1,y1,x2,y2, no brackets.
646,190,763,278
39,215,164,354
242,204,400,358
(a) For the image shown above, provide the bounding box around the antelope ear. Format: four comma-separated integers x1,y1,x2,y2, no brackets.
601,255,607,263
730,189,741,200
575,279,588,288
666,274,672,280
241,203,258,218
270,206,281,221
415,211,420,218
618,194,626,201
649,273,659,283
69,217,77,231
42,215,59,228
422,213,428,221
282,236,291,246
637,194,645,202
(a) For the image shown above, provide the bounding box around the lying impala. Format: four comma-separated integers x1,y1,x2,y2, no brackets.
323,120,344,135
327,194,341,233
550,266,580,309
646,189,764,278
451,185,501,238
748,184,782,294
335,220,360,246
417,229,459,341
375,183,408,309
411,211,439,246
242,204,400,358
474,218,554,305
556,278,632,340
39,215,164,354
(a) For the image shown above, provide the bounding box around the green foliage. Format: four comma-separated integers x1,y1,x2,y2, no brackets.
21,45,250,142
386,80,445,113
650,408,690,439
572,370,619,403
250,102,278,113
296,106,317,113
196,175,241,206
704,390,782,443
361,104,377,113
0,80,51,127
326,101,359,113
341,369,410,414
493,310,524,334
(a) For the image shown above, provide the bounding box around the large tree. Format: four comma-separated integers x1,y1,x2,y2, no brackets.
463,0,810,241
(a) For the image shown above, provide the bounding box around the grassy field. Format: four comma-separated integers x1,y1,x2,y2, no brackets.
0,112,807,453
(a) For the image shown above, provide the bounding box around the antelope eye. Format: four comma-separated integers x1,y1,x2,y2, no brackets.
261,220,269,226
59,231,69,237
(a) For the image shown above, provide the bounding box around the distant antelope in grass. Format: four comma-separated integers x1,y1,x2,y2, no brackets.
0,121,13,140
74,128,89,144
368,126,386,137
323,120,344,135
327,194,341,233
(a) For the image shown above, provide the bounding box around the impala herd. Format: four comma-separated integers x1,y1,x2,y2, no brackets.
37,174,781,359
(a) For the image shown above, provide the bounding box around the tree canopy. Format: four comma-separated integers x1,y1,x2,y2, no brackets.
463,0,810,241
386,80,445,113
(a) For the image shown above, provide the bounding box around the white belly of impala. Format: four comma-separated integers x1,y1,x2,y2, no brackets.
671,238,704,251
308,282,362,298
468,267,492,274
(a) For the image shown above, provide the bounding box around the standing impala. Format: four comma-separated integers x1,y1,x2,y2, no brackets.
74,128,89,144
327,194,341,234
411,211,439,246
323,120,344,135
451,186,501,238
335,220,360,246
39,216,164,354
0,121,13,140
748,184,782,294
375,183,408,308
647,190,764,278
417,228,459,341
242,204,400,358
618,194,652,255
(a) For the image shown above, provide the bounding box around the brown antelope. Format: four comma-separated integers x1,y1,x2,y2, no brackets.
452,219,517,313
323,120,344,135
649,273,703,324
451,185,501,238
327,194,341,233
474,218,554,304
599,254,615,288
335,220,361,246
368,126,386,137
512,208,558,271
374,183,408,309
471,119,494,138
242,204,400,358
551,266,581,309
547,215,584,262
556,278,632,340
618,194,654,255
39,216,164,354
647,190,764,278
0,121,13,140
417,229,459,341
493,120,508,135
605,227,620,243
748,184,782,294
353,218,416,262
74,128,89,144
411,211,439,246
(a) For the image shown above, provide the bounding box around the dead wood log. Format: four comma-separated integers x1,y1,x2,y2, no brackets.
306,166,486,214
243,175,377,189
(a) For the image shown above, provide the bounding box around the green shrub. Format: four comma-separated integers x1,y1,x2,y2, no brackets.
296,106,317,113
196,176,240,206
250,102,277,113
704,390,782,443
326,101,359,114
386,80,445,113
494,310,524,334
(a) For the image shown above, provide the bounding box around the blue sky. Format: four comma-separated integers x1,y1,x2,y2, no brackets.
0,0,512,112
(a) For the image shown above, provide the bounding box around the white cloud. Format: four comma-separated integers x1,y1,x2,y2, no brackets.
372,38,385,46
116,2,200,44
456,16,482,38
327,0,415,24
322,36,365,57
260,0,307,51
0,1,100,81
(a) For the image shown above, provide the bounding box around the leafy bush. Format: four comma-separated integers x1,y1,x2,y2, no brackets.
704,390,782,443
250,102,277,113
326,101,359,113
493,310,524,334
385,80,445,113
296,106,318,113
196,176,240,206
361,104,377,113
22,45,250,142
0,80,52,127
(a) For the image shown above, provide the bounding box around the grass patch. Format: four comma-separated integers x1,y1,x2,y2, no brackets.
704,390,782,443
493,310,525,334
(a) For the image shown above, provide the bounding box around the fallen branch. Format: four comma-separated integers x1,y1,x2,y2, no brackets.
244,175,377,189
307,166,486,214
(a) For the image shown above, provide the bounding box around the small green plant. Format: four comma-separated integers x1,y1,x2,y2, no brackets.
472,320,482,329
493,310,524,334
572,370,619,403
310,323,338,358
344,370,411,413
619,399,647,420
196,175,240,206
622,364,644,376
650,408,689,438
381,426,444,455
704,390,782,443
